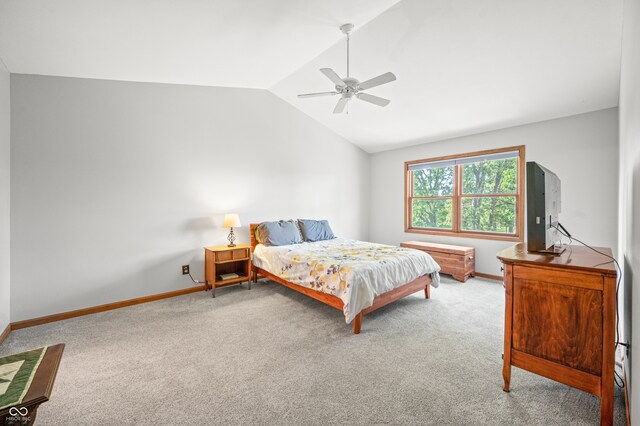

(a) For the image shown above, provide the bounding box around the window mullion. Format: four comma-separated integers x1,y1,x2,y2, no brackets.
451,167,456,232
408,169,412,228
453,164,461,232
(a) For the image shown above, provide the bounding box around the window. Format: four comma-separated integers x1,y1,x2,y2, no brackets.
405,146,524,241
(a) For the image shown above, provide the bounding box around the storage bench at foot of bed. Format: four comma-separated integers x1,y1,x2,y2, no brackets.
401,241,475,282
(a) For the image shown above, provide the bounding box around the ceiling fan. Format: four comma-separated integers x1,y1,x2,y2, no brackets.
297,23,396,114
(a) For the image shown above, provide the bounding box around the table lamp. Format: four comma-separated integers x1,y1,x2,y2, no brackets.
223,213,241,247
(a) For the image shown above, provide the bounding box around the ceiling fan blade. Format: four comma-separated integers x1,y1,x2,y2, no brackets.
333,97,348,114
358,72,396,91
297,92,339,98
320,68,346,87
356,92,390,107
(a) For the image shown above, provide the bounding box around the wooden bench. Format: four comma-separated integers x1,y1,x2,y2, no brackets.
401,241,475,282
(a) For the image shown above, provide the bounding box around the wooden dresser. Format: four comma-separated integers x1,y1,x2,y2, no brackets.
497,243,617,426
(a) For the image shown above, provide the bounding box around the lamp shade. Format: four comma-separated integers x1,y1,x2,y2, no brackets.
222,213,241,228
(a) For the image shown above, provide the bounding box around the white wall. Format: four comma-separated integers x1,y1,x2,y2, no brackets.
619,0,640,421
0,58,9,333
369,108,619,275
10,74,369,321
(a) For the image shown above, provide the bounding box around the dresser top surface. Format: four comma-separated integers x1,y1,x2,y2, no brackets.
497,243,616,276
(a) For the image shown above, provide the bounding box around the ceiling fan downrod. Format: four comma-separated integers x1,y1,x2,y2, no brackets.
340,23,354,78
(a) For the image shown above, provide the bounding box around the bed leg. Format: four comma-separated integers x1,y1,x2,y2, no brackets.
424,284,430,299
353,312,363,334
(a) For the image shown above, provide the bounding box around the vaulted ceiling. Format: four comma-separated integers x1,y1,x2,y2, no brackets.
271,0,624,152
0,0,401,88
0,0,624,153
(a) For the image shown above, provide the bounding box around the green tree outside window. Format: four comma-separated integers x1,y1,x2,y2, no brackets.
407,148,522,238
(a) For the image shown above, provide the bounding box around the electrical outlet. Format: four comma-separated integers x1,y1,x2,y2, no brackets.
182,265,190,275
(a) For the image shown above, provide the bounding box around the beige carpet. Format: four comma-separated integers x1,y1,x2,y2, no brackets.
0,277,626,425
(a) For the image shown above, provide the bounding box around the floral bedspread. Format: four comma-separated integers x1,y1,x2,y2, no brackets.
252,238,440,323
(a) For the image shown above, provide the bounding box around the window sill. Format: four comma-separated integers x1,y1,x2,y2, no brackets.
405,227,523,243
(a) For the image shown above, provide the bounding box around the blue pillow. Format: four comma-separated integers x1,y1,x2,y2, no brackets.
256,220,302,246
297,219,335,242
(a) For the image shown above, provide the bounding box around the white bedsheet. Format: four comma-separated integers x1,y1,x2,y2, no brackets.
253,238,440,323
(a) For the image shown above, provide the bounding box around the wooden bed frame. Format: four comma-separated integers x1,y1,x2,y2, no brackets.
249,223,432,334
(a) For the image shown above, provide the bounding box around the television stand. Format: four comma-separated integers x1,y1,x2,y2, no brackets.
497,243,617,426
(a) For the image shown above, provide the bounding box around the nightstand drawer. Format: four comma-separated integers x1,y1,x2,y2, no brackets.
215,248,249,262
233,248,249,259
215,251,233,262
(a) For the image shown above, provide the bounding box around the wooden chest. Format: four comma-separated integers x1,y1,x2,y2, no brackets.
400,241,475,282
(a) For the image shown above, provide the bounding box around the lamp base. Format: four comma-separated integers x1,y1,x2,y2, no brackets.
227,228,237,247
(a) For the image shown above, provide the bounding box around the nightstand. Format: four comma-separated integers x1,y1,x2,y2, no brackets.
204,244,251,298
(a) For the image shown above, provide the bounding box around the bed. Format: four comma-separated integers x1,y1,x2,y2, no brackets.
250,223,440,334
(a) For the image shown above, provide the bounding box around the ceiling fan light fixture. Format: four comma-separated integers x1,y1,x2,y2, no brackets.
297,23,396,114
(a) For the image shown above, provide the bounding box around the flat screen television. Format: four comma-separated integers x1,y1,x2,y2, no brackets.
526,161,565,254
